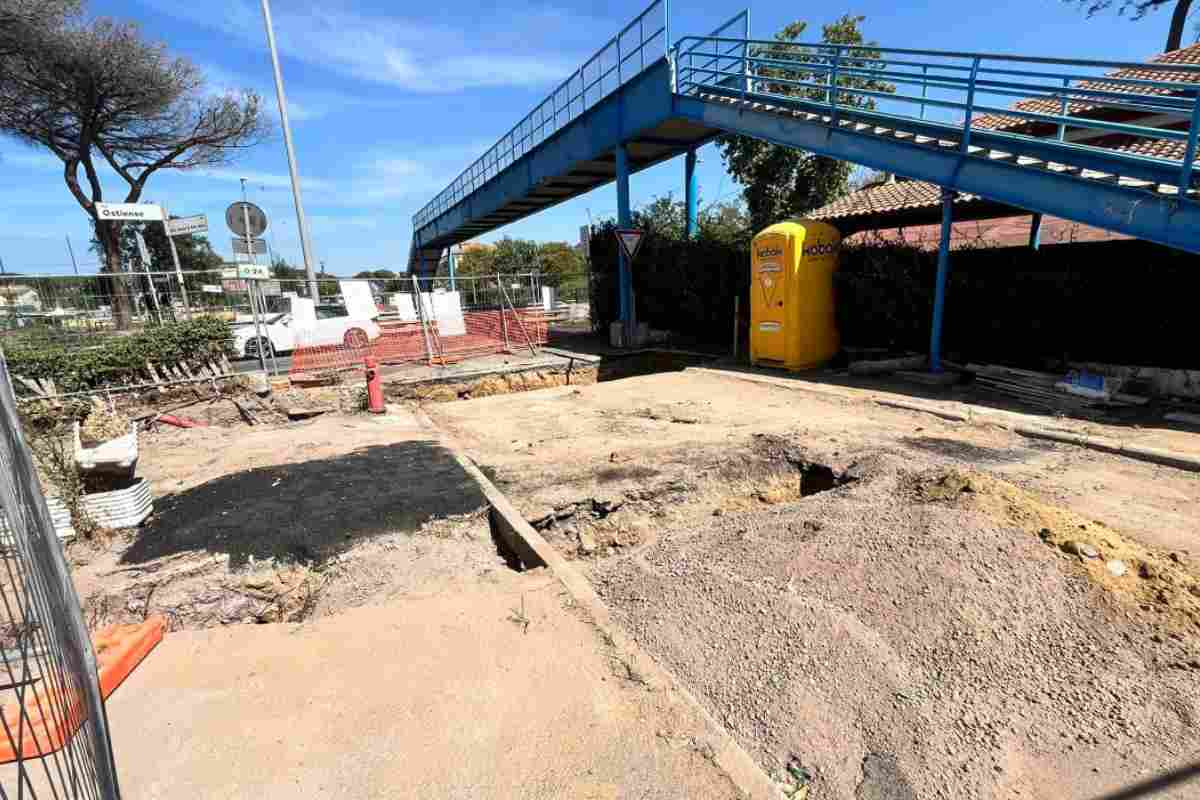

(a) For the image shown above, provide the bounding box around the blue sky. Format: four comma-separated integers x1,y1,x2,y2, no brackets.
0,0,1189,275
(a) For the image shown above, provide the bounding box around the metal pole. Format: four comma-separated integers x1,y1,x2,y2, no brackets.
497,272,510,350
162,206,193,320
411,274,435,365
259,0,320,302
65,235,79,275
240,183,269,374
685,148,698,238
616,142,634,345
732,295,739,359
1028,213,1043,251
929,188,956,373
135,229,163,324
249,279,267,374
448,245,457,291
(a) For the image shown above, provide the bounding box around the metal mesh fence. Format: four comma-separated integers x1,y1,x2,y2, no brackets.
0,357,120,799
0,269,282,350
285,274,561,377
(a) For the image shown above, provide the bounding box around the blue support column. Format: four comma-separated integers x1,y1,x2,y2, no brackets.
929,187,956,373
1028,213,1043,251
448,245,457,289
685,148,698,239
616,143,633,341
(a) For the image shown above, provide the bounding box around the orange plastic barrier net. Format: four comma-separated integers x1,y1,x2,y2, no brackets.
288,307,550,377
0,616,165,763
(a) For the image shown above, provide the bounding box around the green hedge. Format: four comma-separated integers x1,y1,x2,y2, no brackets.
589,227,1200,370
5,316,234,393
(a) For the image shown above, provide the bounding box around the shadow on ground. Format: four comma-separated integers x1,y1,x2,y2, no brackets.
121,439,486,569
899,435,1050,464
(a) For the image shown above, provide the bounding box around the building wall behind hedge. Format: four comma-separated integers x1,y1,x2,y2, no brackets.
589,226,1198,369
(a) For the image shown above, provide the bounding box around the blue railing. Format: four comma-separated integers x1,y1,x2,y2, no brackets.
674,36,1200,191
412,0,668,232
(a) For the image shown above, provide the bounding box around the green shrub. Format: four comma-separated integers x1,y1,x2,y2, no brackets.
5,316,234,393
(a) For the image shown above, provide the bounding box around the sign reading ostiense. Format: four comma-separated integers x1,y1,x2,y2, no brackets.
94,202,164,222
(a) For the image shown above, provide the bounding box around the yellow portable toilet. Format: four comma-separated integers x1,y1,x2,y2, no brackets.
749,219,841,370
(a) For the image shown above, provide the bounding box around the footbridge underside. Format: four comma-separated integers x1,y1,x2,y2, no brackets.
410,2,1200,277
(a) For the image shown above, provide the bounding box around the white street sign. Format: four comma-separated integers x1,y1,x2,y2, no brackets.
95,202,164,222
232,237,268,255
222,263,270,280
202,284,223,294
165,214,208,236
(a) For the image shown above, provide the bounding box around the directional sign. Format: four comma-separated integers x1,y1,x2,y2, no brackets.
225,201,268,238
165,214,208,236
221,263,270,280
231,237,268,255
201,284,223,294
95,202,163,222
614,228,644,263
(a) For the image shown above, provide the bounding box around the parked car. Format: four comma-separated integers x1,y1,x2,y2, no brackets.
232,307,382,359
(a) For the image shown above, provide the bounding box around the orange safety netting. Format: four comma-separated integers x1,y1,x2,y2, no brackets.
288,307,551,377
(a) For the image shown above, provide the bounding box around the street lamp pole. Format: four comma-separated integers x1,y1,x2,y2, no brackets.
258,0,320,303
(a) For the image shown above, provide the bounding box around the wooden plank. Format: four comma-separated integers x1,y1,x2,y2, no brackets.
13,376,45,398
145,361,164,385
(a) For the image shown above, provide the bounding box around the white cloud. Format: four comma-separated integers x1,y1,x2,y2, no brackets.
144,1,586,93
191,167,335,194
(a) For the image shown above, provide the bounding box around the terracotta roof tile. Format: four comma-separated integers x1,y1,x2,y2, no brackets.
810,180,979,220
972,42,1200,132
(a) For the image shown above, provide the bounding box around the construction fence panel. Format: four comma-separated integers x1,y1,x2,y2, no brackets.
0,356,120,799
285,275,551,378
0,270,277,351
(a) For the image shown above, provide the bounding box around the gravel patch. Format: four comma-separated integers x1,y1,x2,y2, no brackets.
590,450,1200,799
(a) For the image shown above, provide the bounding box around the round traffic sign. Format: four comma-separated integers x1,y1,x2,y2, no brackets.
225,201,268,238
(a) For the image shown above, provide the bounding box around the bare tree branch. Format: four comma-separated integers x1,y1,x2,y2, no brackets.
0,7,271,327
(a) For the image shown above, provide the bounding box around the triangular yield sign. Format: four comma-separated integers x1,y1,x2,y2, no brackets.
614,228,644,262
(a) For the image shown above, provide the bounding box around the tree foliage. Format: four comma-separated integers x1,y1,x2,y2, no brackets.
0,0,79,58
273,259,339,298
716,15,893,233
1063,0,1195,51
0,5,269,327
353,269,406,293
452,237,585,286
631,193,751,246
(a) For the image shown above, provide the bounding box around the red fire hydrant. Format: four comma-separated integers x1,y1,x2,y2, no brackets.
364,356,385,414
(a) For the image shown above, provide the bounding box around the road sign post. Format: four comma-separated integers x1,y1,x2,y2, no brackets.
162,209,207,321
614,228,644,346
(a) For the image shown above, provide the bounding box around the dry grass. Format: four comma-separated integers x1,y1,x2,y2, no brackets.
79,398,131,445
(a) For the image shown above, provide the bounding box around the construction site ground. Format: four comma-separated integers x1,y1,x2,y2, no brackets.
86,408,745,799
73,359,1200,798
429,365,1200,799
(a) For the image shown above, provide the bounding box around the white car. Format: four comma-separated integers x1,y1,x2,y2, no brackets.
232,306,382,358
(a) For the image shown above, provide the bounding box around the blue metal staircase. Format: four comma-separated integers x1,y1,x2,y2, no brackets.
408,1,1200,274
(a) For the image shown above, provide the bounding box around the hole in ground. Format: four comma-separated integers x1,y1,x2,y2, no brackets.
596,351,715,383
487,507,532,572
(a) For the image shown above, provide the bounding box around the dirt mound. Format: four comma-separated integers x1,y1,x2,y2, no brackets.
907,468,1200,636
589,449,1200,799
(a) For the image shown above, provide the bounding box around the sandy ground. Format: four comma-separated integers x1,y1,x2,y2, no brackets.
105,568,742,800
48,403,751,799
429,367,1200,799
71,407,508,628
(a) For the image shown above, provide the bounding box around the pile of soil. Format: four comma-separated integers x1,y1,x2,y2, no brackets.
585,443,1200,799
